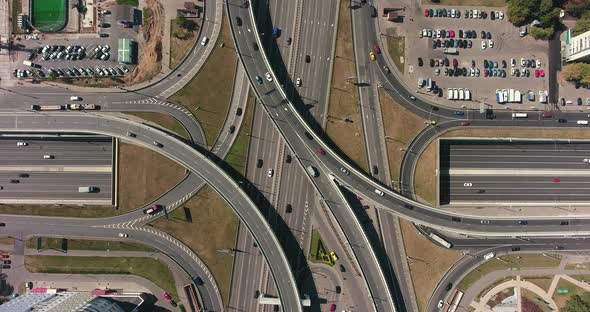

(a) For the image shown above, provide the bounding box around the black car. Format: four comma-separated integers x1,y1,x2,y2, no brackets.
0,223,4,227
560,221,569,225
18,174,29,178
511,247,520,251
99,33,109,38
9,180,18,184
339,264,346,272
560,98,566,106
335,286,341,294
286,204,292,213
578,97,583,106
2,265,10,269
236,17,242,26
3,260,10,265
445,283,453,291
254,290,260,298
518,220,528,225
451,217,461,222
429,59,435,67
432,40,437,49
502,60,507,68
285,155,292,163
418,57,423,66
558,118,567,123
305,55,311,63
490,11,495,20
229,125,236,133
286,37,292,45
256,159,263,168
304,131,313,140
194,276,204,286
372,166,378,175
127,132,136,137
252,42,259,51
481,30,486,38
236,107,243,116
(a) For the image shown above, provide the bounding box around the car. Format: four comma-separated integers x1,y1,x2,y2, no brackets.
499,11,504,19
118,233,128,238
464,182,473,187
435,68,440,76
256,159,263,168
143,205,161,215
449,29,455,38
126,132,136,137
534,69,540,78
518,220,528,225
0,255,8,259
236,16,243,26
25,282,33,289
305,55,311,63
252,42,259,51
255,75,263,84
330,304,336,312
201,37,209,46
424,8,429,17
445,283,453,291
163,292,172,301
99,23,110,28
304,132,313,140
99,33,109,38
2,265,10,269
43,154,53,159
369,51,375,61
9,179,19,184
543,113,553,118
483,252,496,260
454,111,465,116
536,59,541,68
418,57,424,67
558,118,567,123
372,165,379,175
481,220,491,224
194,276,204,285
16,142,27,147
373,44,381,54
317,148,325,155
335,286,341,294
153,141,163,147
438,300,444,308
339,264,346,272
267,169,274,177
409,95,416,101
265,72,272,82
329,251,338,261
460,121,470,126
452,58,458,67
539,69,545,77
481,41,486,49
579,98,583,106
383,65,390,73
296,77,302,86
488,40,494,48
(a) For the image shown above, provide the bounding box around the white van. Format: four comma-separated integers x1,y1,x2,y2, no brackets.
70,96,82,101
374,189,384,196
306,166,319,177
447,88,453,100
577,120,589,125
458,89,464,100
483,252,496,260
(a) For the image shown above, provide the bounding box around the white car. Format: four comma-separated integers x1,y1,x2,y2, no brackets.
16,142,27,147
422,29,428,37
265,72,273,82
499,11,504,19
488,40,494,48
583,158,590,163
520,58,526,66
481,41,486,49
435,68,440,76
464,182,473,187
43,154,53,159
438,300,444,309
201,36,209,46
450,9,456,18
340,167,349,175
267,168,274,177
296,77,301,86
418,30,423,38
436,29,441,38
536,59,541,68
511,58,516,67
118,233,128,238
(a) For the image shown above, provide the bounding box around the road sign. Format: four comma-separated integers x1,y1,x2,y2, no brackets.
557,288,569,294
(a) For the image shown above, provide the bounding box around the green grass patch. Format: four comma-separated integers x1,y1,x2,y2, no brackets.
31,0,66,32
116,0,138,6
525,276,554,293
26,237,155,253
124,112,190,140
143,7,152,25
151,185,238,306
224,92,255,175
457,254,561,291
309,229,334,266
422,0,506,6
25,255,178,301
170,19,199,69
170,17,237,144
386,33,405,74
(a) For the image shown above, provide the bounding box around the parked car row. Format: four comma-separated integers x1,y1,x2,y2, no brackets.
32,44,112,62
442,67,482,77
15,65,130,79
423,8,504,20
420,28,491,39
446,88,472,101
432,38,474,49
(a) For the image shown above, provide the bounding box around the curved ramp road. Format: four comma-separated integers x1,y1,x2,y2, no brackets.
0,112,303,312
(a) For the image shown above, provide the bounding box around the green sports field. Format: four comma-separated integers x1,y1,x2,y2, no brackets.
30,0,67,32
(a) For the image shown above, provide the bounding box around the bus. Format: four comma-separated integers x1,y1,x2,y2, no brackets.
429,232,453,248
512,112,528,118
444,289,465,312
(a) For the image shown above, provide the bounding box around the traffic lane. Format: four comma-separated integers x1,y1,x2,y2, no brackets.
228,227,265,312
1,113,302,311
0,172,111,199
269,0,296,67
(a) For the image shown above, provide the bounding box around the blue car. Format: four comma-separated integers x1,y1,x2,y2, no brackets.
454,111,465,116
255,75,263,84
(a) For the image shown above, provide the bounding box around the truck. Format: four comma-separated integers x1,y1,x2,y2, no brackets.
78,186,97,193
306,166,319,177
443,48,458,55
81,104,97,110
272,26,280,38
464,89,471,101
67,104,81,110
30,104,63,111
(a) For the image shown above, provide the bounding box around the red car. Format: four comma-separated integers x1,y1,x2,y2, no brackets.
0,255,8,259
460,121,470,126
424,8,429,16
163,292,172,301
539,69,545,77
373,44,381,54
330,304,336,312
484,69,489,77
534,69,540,78
449,29,455,38
355,195,362,200
317,148,325,155
542,113,553,118
552,178,561,183
452,58,458,67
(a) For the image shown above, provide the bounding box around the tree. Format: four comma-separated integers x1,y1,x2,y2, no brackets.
565,0,590,17
563,63,590,82
530,25,555,39
507,0,540,26
562,294,590,312
572,12,590,36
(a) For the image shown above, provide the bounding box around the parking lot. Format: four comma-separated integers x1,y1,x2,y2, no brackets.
10,6,138,82
384,3,551,110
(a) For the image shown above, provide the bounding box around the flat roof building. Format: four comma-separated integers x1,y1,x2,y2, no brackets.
564,29,590,62
0,291,124,312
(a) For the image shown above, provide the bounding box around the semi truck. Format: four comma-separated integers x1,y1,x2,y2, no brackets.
30,104,63,111
67,104,97,110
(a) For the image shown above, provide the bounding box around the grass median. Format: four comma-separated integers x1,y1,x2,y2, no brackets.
170,19,199,69
326,0,368,171
26,237,155,252
25,255,178,300
399,220,461,311
385,31,405,74
170,16,237,145
224,91,255,175
151,185,238,306
457,254,561,291
124,112,190,140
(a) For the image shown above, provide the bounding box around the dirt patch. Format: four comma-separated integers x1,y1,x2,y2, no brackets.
525,276,554,293
117,141,186,211
326,0,368,171
522,288,552,312
151,185,238,306
125,0,163,84
487,287,514,308
399,219,461,311
379,89,426,182
414,142,437,205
